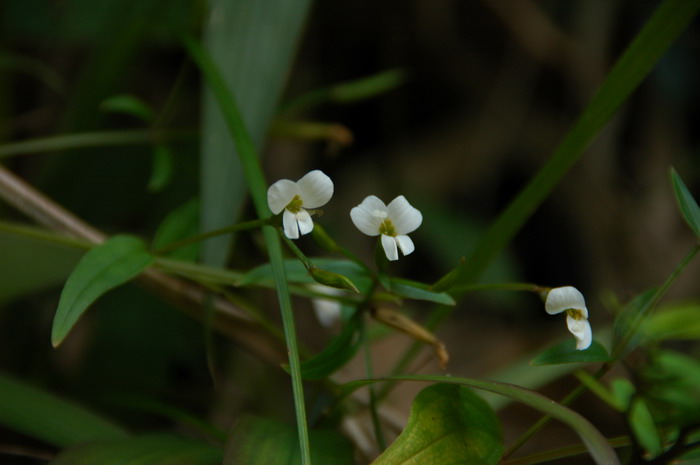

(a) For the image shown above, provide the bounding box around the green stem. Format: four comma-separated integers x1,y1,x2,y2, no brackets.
154,218,271,256
361,317,387,451
182,33,312,465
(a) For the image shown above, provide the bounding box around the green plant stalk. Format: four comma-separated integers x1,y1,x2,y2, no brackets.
154,218,271,256
459,0,700,285
182,34,312,464
501,436,630,465
361,318,387,451
0,129,193,158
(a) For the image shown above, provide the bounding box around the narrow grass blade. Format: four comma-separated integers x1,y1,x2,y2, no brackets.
671,168,700,239
51,235,154,347
199,0,311,267
0,374,128,447
460,0,700,285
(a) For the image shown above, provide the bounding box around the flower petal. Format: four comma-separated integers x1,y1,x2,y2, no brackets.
268,179,299,214
283,209,299,239
545,286,587,316
566,315,592,350
387,195,422,234
296,209,314,236
310,285,343,328
381,234,399,261
395,234,415,256
297,170,334,208
350,195,387,236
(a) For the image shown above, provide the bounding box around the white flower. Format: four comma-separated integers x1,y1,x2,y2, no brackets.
350,195,422,261
267,170,333,239
309,284,343,327
544,286,592,350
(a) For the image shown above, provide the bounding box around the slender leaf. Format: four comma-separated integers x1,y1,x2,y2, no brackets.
460,0,700,285
530,339,611,366
629,399,662,458
341,375,620,465
671,168,700,238
372,383,502,465
0,374,128,447
641,300,700,340
148,145,174,192
389,277,456,305
51,235,154,347
152,198,201,261
100,94,154,122
50,434,222,465
199,0,311,267
223,416,355,465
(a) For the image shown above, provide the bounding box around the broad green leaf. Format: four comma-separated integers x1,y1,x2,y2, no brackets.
372,383,502,465
459,0,700,285
152,198,200,261
0,374,128,447
530,339,611,366
199,0,311,267
223,416,354,465
341,375,620,465
50,434,222,465
100,94,154,121
389,277,456,306
629,398,662,458
642,301,700,341
51,235,154,347
0,222,86,304
671,168,700,239
294,313,361,380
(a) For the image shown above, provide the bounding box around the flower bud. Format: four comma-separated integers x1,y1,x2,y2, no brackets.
309,266,359,293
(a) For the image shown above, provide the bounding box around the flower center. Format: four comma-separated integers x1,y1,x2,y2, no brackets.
379,219,396,236
286,195,304,213
566,308,585,320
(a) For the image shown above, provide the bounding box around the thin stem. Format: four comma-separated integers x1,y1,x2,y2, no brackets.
154,218,271,256
361,316,387,451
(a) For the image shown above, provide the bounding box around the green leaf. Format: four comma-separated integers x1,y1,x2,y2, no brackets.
611,378,636,411
389,278,456,305
612,288,657,358
341,375,620,465
147,145,174,192
372,384,502,465
642,301,700,341
459,0,700,285
51,235,154,347
50,434,222,465
671,168,700,239
0,374,128,447
223,416,355,465
629,398,662,458
199,0,311,267
152,198,200,261
293,313,362,380
530,339,611,366
238,258,370,289
100,94,154,122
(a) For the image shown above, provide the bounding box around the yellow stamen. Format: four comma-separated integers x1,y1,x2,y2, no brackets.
379,219,396,236
286,195,303,213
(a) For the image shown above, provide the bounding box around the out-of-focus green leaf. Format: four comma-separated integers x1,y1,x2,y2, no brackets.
100,94,154,121
223,416,354,465
611,378,636,411
613,288,657,358
0,223,86,304
642,301,700,341
389,277,455,305
629,398,662,458
152,198,200,261
0,374,128,447
148,145,174,192
51,235,154,347
530,339,611,366
50,434,222,465
459,0,700,285
372,383,502,465
199,0,311,267
671,168,700,239
290,313,361,380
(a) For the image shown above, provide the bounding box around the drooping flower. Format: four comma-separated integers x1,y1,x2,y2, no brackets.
544,286,592,350
350,195,422,261
267,170,333,239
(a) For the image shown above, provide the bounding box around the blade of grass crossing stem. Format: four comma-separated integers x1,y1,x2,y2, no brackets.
200,0,311,267
459,0,700,285
183,35,312,465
